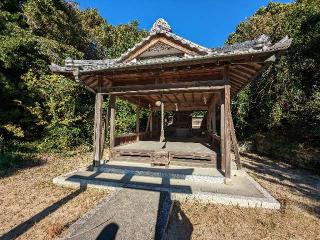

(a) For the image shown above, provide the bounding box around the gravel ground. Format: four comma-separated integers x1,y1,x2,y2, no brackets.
0,151,108,240
166,152,320,240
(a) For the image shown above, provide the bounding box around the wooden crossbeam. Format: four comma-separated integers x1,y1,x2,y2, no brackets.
103,80,225,95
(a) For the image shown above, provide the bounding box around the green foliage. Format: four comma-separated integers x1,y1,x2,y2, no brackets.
229,0,320,148
0,0,146,156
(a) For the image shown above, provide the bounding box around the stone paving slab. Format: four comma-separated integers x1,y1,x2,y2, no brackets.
65,188,172,240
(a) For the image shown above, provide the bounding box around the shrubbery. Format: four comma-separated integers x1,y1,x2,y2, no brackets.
229,0,320,160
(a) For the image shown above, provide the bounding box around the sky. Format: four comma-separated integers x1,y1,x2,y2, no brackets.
76,0,292,47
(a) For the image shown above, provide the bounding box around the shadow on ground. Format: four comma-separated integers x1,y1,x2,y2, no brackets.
0,186,87,240
241,152,320,217
164,201,193,240
96,223,119,240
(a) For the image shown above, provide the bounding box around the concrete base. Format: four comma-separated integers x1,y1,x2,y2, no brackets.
53,164,280,210
95,161,225,184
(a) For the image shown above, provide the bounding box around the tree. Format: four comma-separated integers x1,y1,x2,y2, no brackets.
228,0,320,148
0,0,147,152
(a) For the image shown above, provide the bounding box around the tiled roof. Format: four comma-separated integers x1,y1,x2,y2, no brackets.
49,18,292,74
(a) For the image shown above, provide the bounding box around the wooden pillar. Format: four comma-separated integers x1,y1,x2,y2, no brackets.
224,65,231,180
228,109,242,169
150,110,153,138
136,106,140,141
207,109,212,133
160,101,165,142
220,93,226,172
109,95,116,160
93,93,104,167
212,104,216,134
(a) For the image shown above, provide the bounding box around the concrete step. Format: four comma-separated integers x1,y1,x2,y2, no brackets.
96,161,224,184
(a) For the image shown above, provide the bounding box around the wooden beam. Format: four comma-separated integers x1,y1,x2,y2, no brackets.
136,106,140,141
154,105,209,111
182,93,188,103
228,109,241,170
173,94,180,104
234,65,257,75
160,101,165,142
231,68,253,79
73,68,96,94
230,77,244,87
232,56,276,95
207,108,212,132
220,92,225,172
102,79,225,95
93,93,104,166
150,110,153,138
229,72,248,82
164,95,174,104
146,110,151,132
224,65,231,180
212,103,216,134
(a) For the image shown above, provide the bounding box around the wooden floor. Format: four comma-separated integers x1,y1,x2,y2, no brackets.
111,139,218,167
115,140,213,153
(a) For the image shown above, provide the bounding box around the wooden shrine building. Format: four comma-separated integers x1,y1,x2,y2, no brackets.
50,18,291,180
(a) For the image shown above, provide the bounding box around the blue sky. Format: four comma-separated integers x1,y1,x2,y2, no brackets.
76,0,292,47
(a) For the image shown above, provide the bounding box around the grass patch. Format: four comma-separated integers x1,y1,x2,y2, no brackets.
0,151,42,177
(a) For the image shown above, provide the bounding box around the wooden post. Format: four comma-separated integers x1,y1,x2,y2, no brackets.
220,93,225,172
224,65,231,180
136,106,140,141
160,101,165,142
207,109,212,133
93,93,104,166
100,115,106,159
212,104,216,134
150,110,153,138
109,95,116,160
228,109,242,169
146,112,150,132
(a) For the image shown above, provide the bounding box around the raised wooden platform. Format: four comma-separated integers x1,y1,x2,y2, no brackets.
111,140,218,167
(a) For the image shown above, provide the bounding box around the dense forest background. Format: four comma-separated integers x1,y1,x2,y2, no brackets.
0,0,319,171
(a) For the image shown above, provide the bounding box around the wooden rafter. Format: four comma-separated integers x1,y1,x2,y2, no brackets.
182,93,188,103
235,65,257,75
231,68,253,79
230,72,248,82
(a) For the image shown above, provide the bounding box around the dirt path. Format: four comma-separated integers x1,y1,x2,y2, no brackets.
166,152,320,240
0,152,107,240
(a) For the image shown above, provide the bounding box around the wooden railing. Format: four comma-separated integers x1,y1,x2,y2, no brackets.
114,132,148,146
